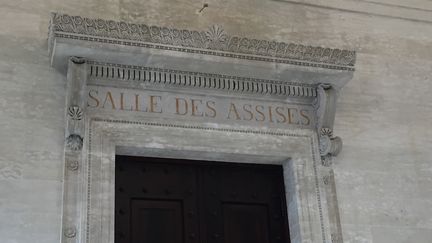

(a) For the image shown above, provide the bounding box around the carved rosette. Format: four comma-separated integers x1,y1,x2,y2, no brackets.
63,226,77,238
66,160,79,171
319,128,343,166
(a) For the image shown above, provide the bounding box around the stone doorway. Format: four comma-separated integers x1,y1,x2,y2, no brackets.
49,13,355,243
114,156,290,243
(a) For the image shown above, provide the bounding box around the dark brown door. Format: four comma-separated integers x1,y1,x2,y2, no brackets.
115,156,290,243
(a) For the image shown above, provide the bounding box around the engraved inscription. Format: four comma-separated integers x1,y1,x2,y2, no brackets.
86,86,315,128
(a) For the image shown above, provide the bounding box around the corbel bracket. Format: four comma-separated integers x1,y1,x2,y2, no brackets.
314,84,343,166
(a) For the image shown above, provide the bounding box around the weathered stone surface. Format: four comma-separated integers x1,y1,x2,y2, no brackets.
0,1,431,243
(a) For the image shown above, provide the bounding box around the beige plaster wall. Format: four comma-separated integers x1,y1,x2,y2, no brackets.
0,0,431,242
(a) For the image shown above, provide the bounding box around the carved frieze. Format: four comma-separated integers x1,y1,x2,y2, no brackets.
88,61,317,98
50,13,356,71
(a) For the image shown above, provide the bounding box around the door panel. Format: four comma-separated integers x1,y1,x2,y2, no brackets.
201,163,289,243
223,203,270,243
115,157,199,243
115,156,290,243
131,200,184,243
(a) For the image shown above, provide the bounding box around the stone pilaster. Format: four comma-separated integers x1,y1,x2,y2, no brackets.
62,57,87,243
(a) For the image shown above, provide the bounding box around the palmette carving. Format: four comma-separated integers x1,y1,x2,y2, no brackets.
64,226,77,238
68,106,83,120
66,134,83,151
50,13,356,70
205,25,228,49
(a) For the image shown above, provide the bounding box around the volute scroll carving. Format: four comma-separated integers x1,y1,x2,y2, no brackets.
314,84,343,166
319,128,343,157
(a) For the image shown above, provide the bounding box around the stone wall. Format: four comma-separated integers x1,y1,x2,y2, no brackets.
0,0,431,242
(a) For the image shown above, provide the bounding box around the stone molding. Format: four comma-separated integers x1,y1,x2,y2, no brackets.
50,13,356,71
83,118,331,243
88,61,318,98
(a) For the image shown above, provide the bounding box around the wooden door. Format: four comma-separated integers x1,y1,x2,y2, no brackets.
115,156,290,243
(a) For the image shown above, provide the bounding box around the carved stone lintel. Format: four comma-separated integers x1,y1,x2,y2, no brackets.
66,134,83,151
63,226,77,238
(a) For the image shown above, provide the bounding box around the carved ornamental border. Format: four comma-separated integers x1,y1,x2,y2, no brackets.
88,61,318,98
50,13,356,71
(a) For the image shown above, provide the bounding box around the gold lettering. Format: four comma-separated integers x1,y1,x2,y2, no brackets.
242,104,254,121
275,106,287,123
175,97,188,115
102,91,116,110
120,93,125,110
120,93,133,111
255,105,265,122
300,109,311,126
268,106,274,123
134,94,140,111
149,95,162,113
205,101,217,118
227,103,241,120
287,108,300,125
87,89,100,108
191,99,203,117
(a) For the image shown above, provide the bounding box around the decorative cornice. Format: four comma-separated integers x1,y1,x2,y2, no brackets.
88,61,317,98
50,13,356,71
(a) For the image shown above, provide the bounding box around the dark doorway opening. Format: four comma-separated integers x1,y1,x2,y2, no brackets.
115,155,290,243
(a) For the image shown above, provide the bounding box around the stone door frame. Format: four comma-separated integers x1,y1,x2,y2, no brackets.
72,118,323,243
